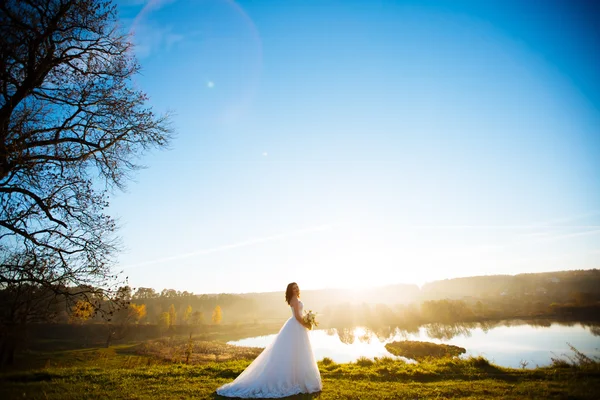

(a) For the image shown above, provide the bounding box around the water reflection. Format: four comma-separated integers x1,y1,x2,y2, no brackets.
325,325,417,345
228,319,600,368
336,327,355,345
327,322,478,343
425,323,475,340
327,319,600,342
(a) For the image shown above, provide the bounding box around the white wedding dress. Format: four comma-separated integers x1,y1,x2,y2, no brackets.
216,300,322,398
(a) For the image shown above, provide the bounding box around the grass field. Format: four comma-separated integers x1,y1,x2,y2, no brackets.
1,337,599,399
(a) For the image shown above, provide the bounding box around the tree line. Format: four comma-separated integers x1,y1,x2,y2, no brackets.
61,269,600,331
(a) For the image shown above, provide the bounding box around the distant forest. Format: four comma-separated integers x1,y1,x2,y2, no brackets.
47,269,600,328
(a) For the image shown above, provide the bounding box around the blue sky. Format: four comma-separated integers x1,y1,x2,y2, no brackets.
110,0,600,294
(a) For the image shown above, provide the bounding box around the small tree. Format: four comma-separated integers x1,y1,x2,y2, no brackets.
168,304,177,328
128,303,147,325
104,290,144,347
191,311,204,326
158,312,170,334
69,300,95,325
182,305,192,325
185,332,194,364
212,305,222,325
68,299,95,346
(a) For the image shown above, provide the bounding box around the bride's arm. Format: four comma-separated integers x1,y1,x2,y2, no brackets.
290,298,310,329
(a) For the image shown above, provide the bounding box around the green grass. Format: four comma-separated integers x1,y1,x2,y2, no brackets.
1,339,599,399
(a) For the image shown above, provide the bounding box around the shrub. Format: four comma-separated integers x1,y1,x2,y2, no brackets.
466,356,490,368
356,357,374,367
549,343,600,370
374,356,396,365
550,358,571,369
320,357,335,366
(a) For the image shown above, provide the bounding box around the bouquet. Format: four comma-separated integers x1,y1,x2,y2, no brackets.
302,310,318,330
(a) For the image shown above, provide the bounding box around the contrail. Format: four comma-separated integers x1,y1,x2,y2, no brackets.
525,209,600,229
534,228,600,242
409,209,600,230
122,224,333,270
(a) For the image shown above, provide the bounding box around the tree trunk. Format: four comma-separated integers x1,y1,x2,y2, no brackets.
105,326,114,348
0,337,16,366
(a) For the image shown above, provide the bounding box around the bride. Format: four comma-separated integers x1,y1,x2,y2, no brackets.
216,282,322,398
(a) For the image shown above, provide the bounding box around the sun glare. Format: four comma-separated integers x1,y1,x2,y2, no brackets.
353,327,367,338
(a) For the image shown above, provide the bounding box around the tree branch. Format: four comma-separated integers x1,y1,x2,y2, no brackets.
0,186,67,227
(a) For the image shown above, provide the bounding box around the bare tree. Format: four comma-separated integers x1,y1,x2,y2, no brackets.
0,0,172,364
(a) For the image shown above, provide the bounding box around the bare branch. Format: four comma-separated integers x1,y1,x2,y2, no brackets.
0,186,67,227
0,1,172,363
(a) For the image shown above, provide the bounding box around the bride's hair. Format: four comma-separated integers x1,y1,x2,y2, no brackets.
285,282,298,305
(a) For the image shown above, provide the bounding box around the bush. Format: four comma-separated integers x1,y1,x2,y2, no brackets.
374,356,396,365
466,356,491,368
320,357,335,366
355,357,374,367
550,358,571,369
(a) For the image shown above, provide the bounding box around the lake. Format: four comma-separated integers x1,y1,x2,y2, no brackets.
227,320,600,368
